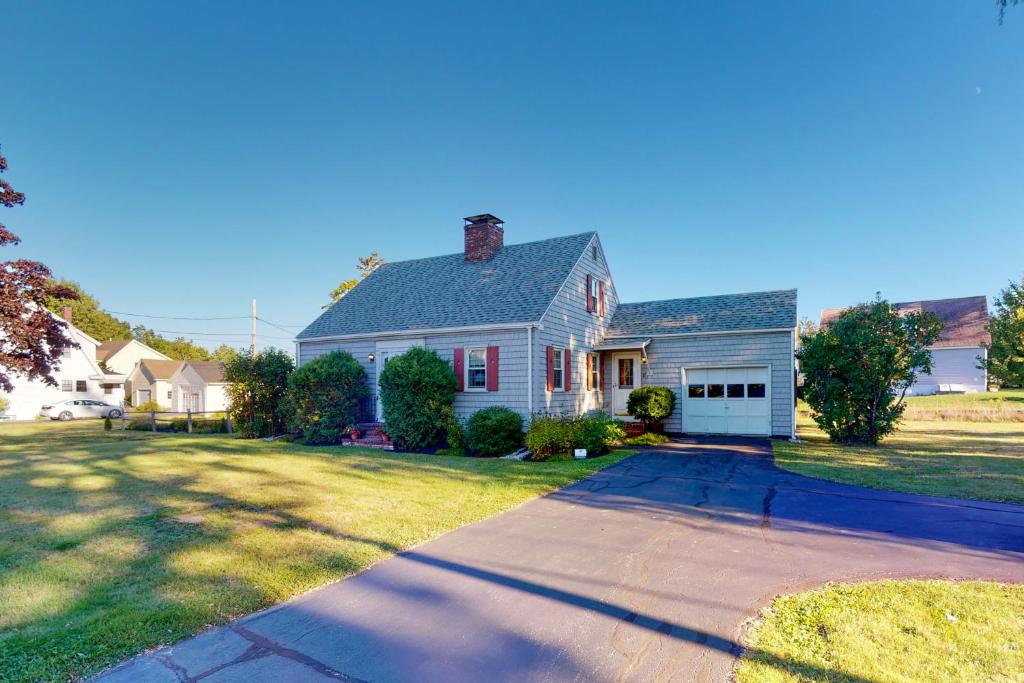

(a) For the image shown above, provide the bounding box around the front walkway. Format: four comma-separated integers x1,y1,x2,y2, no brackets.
95,437,1024,682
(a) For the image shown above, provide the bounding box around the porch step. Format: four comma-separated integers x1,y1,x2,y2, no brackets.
341,435,395,451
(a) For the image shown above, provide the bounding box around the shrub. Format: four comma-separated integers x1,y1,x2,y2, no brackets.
800,296,942,445
525,414,579,461
132,400,163,413
103,416,112,431
577,412,626,455
626,386,676,429
378,347,457,450
466,406,523,456
224,349,294,438
444,409,467,451
624,432,669,446
287,350,368,444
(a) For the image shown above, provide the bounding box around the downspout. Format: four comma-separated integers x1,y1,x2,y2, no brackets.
791,328,797,440
527,325,533,415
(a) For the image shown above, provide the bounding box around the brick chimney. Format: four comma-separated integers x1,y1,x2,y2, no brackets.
464,214,504,262
62,306,73,324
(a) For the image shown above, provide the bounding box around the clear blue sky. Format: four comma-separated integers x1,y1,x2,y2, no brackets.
4,2,1022,350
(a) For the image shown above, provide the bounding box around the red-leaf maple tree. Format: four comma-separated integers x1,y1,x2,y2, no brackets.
1,146,78,392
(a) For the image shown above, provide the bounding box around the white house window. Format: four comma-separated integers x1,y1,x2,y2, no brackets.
61,380,72,392
466,348,487,390
589,277,600,313
589,353,600,391
75,380,87,392
167,390,173,400
552,348,565,391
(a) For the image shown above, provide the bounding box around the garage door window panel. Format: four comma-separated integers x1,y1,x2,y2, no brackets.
687,384,705,398
727,384,745,398
707,384,725,398
748,383,766,398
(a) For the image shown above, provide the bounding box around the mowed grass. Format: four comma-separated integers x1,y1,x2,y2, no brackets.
736,580,1024,683
903,389,1024,422
774,415,1024,503
0,421,633,682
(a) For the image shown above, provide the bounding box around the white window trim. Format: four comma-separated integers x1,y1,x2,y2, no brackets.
589,352,600,392
551,347,565,392
465,347,488,392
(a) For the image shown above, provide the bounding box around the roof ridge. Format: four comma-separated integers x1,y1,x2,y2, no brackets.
619,288,797,308
375,231,598,268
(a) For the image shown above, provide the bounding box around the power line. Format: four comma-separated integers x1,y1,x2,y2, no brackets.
108,310,249,321
257,317,302,334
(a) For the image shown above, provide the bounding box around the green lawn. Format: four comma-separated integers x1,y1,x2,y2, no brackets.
774,415,1024,503
736,580,1024,683
903,388,1024,422
0,421,633,683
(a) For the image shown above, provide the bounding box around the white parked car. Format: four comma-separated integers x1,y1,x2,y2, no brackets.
41,399,123,421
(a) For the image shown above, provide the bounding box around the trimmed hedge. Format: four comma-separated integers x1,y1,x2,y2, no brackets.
378,347,457,450
287,350,368,444
466,407,523,456
626,386,675,427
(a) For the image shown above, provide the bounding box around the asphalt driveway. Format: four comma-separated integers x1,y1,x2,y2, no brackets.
96,437,1024,682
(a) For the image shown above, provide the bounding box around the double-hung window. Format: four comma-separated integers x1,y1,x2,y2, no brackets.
466,348,487,390
589,278,599,312
589,352,600,391
551,348,565,391
75,380,87,392
61,379,72,392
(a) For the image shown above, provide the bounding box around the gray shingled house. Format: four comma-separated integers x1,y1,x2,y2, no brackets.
296,214,797,438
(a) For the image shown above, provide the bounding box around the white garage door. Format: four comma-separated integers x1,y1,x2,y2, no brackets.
683,367,770,436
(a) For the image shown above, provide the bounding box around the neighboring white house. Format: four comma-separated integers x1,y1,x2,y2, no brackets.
820,295,990,395
127,359,183,408
1,317,127,421
96,339,170,374
169,361,229,413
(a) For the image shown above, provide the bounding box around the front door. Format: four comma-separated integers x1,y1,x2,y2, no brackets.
612,353,641,418
375,339,425,420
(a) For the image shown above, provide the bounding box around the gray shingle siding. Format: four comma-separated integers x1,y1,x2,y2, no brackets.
297,329,530,421
614,331,794,437
534,235,619,416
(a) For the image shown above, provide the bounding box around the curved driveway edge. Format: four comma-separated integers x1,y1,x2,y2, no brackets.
94,437,1024,682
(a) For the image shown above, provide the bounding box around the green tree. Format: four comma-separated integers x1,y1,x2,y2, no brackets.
46,279,132,341
224,348,294,438
378,347,456,450
983,275,1024,388
798,296,942,445
324,251,384,308
211,344,240,365
287,350,368,444
132,325,212,361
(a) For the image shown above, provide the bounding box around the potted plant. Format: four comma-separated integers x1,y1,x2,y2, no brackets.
347,425,361,440
380,431,391,444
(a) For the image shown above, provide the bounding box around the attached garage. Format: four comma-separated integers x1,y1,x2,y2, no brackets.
682,366,771,436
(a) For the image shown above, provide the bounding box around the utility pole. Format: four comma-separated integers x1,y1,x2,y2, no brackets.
251,298,257,351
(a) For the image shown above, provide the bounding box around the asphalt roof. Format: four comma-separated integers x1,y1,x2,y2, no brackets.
96,340,132,362
820,296,990,348
297,232,597,339
606,289,798,337
186,360,227,384
138,359,183,382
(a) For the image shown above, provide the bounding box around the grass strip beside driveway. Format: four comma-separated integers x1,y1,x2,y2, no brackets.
736,580,1024,683
773,416,1024,504
0,421,633,683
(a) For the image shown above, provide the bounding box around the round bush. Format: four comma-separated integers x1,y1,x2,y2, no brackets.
466,406,523,456
287,350,368,444
378,347,456,450
626,386,676,427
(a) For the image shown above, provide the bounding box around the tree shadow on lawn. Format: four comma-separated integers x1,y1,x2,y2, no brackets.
0,426,621,681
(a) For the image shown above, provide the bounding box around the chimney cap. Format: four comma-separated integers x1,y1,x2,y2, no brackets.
463,213,503,226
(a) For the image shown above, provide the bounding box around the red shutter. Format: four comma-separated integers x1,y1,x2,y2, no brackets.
599,353,606,391
486,346,499,391
585,274,594,312
454,348,465,392
598,281,606,317
586,353,593,390
564,349,572,391
546,346,554,392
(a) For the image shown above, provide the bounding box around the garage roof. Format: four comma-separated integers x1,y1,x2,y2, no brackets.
606,289,797,338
